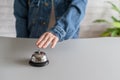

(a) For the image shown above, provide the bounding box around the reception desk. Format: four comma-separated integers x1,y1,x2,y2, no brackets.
0,37,120,80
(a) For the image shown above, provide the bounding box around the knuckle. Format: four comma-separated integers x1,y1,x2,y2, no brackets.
48,32,51,35
51,36,54,38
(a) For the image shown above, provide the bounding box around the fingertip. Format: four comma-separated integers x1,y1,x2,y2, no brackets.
36,42,39,46
51,43,55,48
51,39,58,48
51,46,54,48
50,44,54,48
41,45,46,49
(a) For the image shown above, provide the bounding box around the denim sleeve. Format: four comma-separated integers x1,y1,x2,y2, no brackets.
14,0,29,38
49,0,88,41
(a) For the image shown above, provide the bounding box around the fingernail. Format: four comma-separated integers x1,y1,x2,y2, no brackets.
38,45,41,48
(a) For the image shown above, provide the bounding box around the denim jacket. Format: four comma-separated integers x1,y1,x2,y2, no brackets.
14,0,87,41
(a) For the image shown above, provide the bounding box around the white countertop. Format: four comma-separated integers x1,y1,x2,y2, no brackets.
0,37,120,80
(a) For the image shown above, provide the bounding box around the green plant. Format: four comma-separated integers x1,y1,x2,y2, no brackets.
94,1,120,37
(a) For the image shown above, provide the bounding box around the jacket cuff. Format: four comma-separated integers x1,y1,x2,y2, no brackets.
48,25,66,42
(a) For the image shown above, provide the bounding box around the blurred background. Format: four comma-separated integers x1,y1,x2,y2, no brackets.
0,0,119,38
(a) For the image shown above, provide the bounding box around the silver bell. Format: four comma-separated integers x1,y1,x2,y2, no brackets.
29,50,49,67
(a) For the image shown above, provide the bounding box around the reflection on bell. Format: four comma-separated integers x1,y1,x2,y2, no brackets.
29,50,49,67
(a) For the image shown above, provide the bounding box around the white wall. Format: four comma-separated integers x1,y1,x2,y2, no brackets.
0,0,16,37
80,0,120,38
0,0,119,38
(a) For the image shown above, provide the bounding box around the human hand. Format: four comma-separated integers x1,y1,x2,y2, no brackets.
36,32,59,48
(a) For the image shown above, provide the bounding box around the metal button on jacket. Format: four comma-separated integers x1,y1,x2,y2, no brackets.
44,2,49,6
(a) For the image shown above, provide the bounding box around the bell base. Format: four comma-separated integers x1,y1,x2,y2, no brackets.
29,60,49,67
